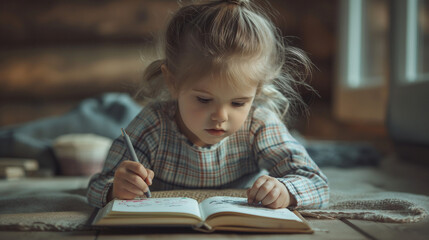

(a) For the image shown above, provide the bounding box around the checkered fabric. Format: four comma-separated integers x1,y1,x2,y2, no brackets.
87,101,329,209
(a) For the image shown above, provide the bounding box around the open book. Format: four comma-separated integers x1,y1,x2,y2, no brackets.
92,196,313,233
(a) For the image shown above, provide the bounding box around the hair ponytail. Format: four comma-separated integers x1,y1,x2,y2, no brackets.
134,59,170,101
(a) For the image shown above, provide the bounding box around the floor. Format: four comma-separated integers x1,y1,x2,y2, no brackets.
1,161,428,240
0,217,428,240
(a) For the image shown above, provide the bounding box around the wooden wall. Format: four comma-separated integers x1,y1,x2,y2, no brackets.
0,0,338,126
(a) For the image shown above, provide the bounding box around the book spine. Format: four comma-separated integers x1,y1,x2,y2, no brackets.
192,221,214,233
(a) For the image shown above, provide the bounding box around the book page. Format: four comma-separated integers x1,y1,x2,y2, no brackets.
112,197,201,218
199,196,302,222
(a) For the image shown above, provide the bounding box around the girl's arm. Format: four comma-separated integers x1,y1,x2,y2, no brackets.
86,108,159,208
86,137,126,208
260,141,330,209
251,108,329,209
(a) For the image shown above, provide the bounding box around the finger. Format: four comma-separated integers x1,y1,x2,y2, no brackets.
255,179,276,204
114,179,144,198
123,161,152,186
125,161,149,178
115,164,148,192
146,169,155,185
247,176,269,204
118,188,141,200
130,166,154,189
261,184,281,206
266,189,286,209
124,171,149,192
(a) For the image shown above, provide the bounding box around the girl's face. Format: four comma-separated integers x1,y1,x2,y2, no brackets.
175,76,257,147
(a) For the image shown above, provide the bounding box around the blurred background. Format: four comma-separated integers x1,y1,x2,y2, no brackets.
0,0,428,175
0,0,339,126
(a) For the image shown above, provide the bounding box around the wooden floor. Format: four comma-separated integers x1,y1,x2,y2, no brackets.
1,217,428,240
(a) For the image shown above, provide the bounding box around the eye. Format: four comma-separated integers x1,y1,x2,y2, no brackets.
197,97,211,104
231,102,245,107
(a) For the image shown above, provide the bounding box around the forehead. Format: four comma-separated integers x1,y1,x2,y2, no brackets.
190,74,258,96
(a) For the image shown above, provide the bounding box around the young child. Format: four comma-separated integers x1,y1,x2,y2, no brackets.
87,0,329,209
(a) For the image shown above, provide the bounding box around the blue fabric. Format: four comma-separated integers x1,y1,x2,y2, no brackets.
0,93,142,172
305,141,381,168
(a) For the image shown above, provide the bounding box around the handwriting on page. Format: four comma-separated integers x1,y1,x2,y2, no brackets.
112,197,201,217
117,198,191,208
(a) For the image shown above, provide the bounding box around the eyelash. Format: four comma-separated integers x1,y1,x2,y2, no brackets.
196,97,245,107
197,97,211,104
232,102,245,107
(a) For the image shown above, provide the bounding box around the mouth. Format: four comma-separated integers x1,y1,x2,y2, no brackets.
205,129,226,136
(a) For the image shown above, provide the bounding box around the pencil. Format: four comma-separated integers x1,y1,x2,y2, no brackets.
121,128,152,198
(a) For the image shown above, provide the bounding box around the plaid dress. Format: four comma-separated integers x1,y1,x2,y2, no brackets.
87,101,329,209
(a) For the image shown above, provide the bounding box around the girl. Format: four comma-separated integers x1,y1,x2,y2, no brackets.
87,0,329,209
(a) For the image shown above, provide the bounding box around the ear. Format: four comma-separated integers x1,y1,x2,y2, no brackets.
161,64,178,98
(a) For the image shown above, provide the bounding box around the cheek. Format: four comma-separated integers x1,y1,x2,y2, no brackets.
231,107,252,129
180,102,208,125
186,108,207,124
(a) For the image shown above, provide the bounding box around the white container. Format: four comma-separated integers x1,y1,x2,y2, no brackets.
53,134,112,176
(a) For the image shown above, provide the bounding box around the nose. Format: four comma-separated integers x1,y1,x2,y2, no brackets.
211,106,228,123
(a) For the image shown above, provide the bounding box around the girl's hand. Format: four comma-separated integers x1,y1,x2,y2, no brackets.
246,175,296,209
110,160,154,201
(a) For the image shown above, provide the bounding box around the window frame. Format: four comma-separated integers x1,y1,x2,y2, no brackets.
334,0,389,123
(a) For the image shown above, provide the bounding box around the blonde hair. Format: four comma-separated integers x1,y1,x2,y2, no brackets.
135,0,312,121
